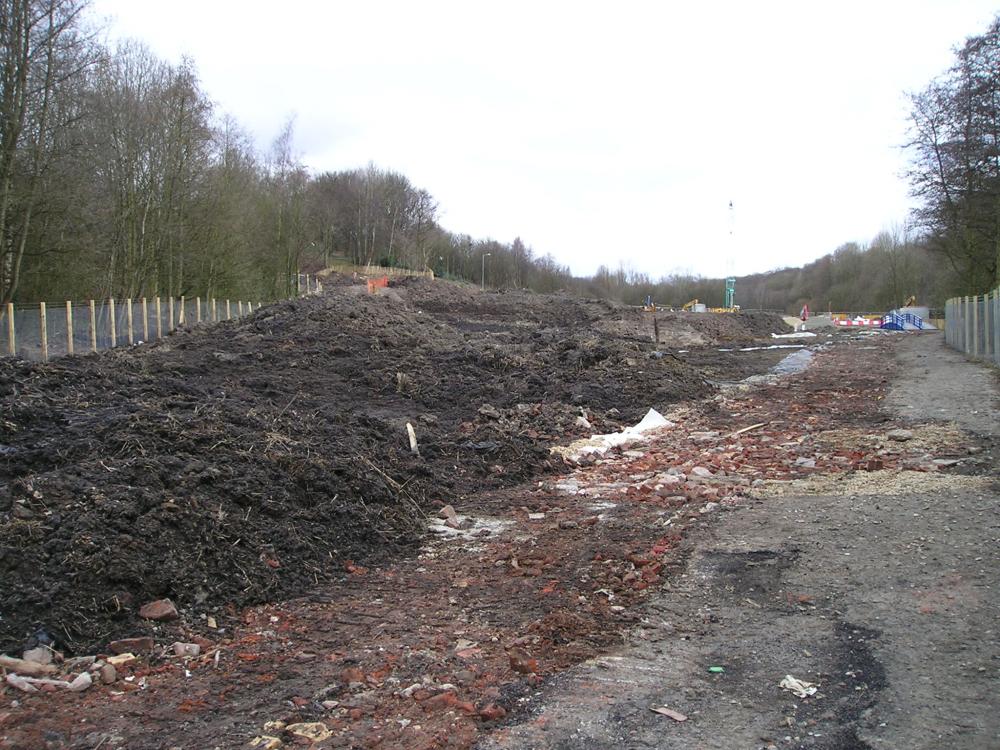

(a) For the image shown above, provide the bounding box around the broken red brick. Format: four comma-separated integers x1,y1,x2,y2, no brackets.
109,637,154,654
138,599,178,621
341,667,365,684
507,647,538,674
479,703,507,721
344,560,367,575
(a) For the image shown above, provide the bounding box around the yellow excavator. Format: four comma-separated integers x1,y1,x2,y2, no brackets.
681,298,699,311
902,295,917,307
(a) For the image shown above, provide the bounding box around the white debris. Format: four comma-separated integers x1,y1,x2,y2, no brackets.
780,674,818,698
427,515,513,540
551,408,674,462
5,671,93,693
772,331,818,339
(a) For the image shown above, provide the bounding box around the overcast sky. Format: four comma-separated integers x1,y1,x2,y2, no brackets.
90,0,998,279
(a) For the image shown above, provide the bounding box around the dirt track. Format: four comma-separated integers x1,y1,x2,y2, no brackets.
4,283,995,750
482,333,1000,750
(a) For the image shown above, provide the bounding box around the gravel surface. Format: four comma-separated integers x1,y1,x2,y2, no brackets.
481,332,1000,750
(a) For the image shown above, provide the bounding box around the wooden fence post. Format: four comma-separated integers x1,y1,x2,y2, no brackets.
7,302,15,356
196,296,201,323
226,299,231,320
238,300,244,317
168,296,175,332
39,302,48,362
155,297,162,339
65,301,74,355
179,295,186,326
142,298,149,342
89,300,97,353
109,298,117,348
212,298,217,322
126,298,134,345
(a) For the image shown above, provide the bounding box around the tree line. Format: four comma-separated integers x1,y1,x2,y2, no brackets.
568,228,955,313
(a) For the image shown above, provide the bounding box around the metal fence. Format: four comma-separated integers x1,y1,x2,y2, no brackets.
2,274,321,363
944,287,1000,365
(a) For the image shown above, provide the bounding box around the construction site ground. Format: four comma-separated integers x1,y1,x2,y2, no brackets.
1,279,998,749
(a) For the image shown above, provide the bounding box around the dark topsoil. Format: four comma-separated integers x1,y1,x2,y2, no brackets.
0,277,789,654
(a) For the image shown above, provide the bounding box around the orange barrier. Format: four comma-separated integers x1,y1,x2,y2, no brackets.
366,276,389,294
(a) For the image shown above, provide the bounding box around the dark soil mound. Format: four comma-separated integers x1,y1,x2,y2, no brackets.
0,280,781,653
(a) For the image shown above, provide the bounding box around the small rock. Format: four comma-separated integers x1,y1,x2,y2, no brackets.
109,637,154,655
887,429,914,442
286,722,332,741
690,466,713,478
527,512,546,520
98,663,117,684
558,520,579,529
68,672,92,692
656,474,683,485
138,599,178,621
341,667,364,684
438,505,457,520
21,647,53,665
478,404,501,419
507,647,537,674
171,642,200,657
64,656,96,671
689,431,719,443
249,737,282,750
11,504,35,520
932,458,962,467
5,673,39,693
575,416,592,430
106,653,136,668
399,682,424,699
480,703,507,721
794,457,816,468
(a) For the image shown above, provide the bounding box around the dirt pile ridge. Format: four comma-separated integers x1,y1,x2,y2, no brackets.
0,277,790,654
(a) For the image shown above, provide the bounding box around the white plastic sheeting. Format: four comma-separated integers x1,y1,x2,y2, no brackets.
551,408,674,462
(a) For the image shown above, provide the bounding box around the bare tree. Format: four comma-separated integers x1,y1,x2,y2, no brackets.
907,16,1000,292
0,0,93,303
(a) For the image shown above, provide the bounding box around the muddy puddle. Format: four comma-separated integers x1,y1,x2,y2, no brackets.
769,346,814,375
